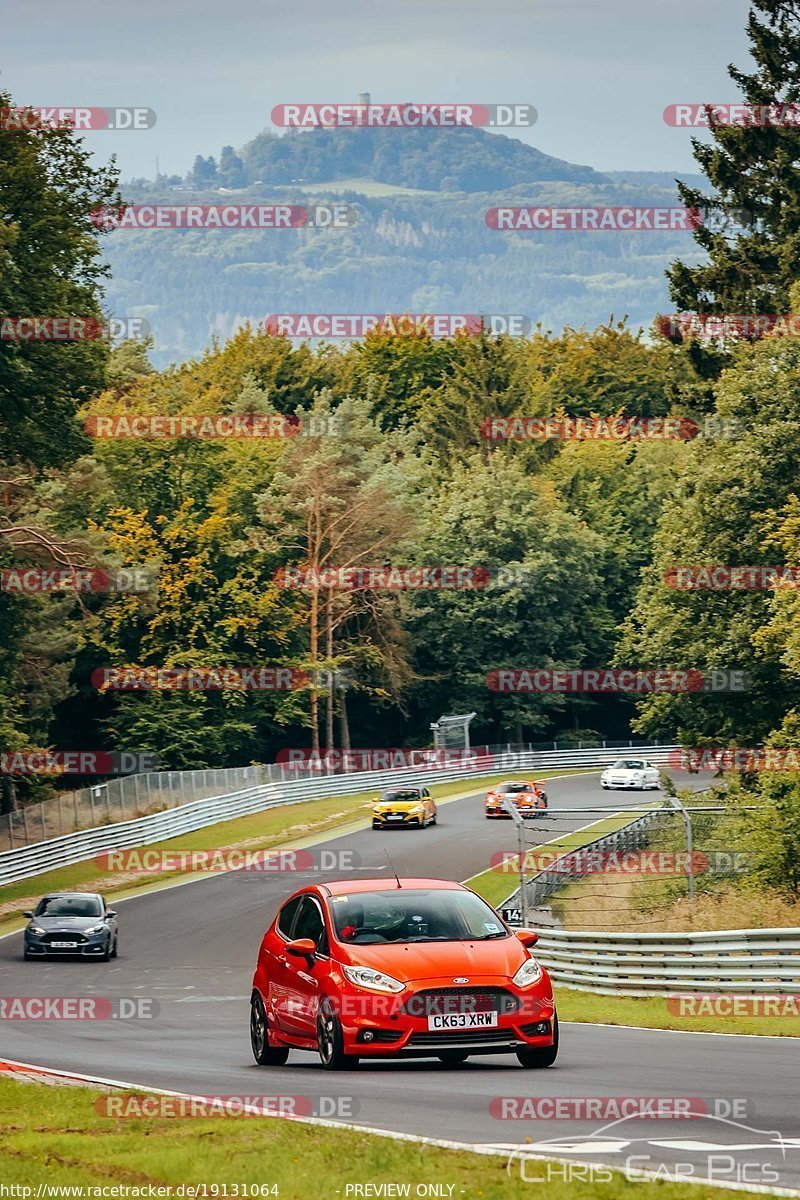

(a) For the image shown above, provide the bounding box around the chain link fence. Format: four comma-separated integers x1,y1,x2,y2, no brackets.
0,738,669,852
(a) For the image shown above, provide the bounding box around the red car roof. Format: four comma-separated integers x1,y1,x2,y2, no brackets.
322,877,466,895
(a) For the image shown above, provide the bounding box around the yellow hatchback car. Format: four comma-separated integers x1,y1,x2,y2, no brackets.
371,786,437,830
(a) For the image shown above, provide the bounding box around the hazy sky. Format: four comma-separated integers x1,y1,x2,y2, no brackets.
2,0,753,180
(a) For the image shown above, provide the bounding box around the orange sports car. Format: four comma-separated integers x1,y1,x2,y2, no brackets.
485,779,549,819
250,877,557,1070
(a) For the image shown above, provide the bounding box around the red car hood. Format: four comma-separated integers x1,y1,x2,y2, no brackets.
340,937,530,982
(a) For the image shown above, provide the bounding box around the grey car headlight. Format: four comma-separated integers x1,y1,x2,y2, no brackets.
28,924,46,936
84,923,108,936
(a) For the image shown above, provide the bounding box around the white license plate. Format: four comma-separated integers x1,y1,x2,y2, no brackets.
427,1011,498,1031
386,815,405,821
51,941,78,948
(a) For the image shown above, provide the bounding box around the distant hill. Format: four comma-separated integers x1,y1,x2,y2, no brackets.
108,129,703,367
239,126,606,192
605,170,708,190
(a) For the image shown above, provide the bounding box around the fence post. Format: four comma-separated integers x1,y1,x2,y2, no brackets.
669,796,695,909
7,812,14,849
22,805,29,843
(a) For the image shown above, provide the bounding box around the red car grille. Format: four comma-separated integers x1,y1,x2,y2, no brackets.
400,987,519,1017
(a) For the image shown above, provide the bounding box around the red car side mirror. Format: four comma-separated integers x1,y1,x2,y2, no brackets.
515,929,539,947
286,937,317,959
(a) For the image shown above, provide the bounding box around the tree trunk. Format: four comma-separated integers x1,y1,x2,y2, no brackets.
309,586,320,755
338,686,351,753
1,776,18,814
324,592,334,755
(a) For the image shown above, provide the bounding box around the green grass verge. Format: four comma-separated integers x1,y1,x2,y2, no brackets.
0,770,591,932
0,1075,772,1199
556,988,800,1037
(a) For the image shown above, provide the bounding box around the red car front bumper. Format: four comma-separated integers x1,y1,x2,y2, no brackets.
335,975,556,1058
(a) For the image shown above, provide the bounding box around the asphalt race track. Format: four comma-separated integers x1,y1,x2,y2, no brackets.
2,769,799,1192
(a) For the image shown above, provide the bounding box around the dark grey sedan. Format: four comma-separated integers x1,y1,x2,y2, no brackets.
23,892,119,961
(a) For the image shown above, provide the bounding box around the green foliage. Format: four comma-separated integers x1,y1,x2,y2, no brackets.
668,1,800,314
620,337,800,743
0,88,120,467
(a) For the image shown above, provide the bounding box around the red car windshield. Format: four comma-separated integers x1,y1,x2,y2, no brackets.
328,889,508,945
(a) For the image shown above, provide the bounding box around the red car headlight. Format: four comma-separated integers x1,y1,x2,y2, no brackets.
342,965,405,994
512,958,544,988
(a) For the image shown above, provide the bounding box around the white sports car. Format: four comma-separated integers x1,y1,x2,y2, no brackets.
600,758,661,790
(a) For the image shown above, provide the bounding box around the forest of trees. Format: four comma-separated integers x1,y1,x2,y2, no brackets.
2,0,800,839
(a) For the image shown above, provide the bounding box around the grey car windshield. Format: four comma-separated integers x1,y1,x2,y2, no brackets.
612,760,646,770
329,889,508,944
35,896,103,917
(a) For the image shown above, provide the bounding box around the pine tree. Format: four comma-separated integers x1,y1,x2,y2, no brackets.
668,2,800,317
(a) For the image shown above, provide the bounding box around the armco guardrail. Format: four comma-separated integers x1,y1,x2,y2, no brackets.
531,927,800,997
0,738,677,851
0,744,678,887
